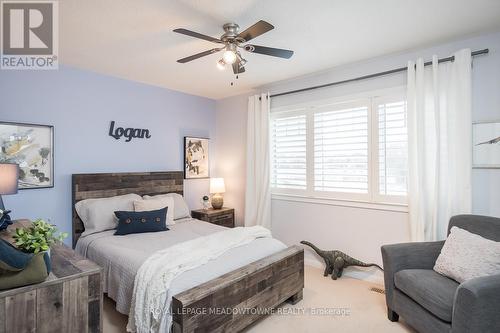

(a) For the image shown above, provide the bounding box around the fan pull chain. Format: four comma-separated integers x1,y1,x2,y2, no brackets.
230,74,240,86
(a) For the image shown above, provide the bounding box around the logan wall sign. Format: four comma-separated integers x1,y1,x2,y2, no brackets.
1,0,59,70
109,121,152,142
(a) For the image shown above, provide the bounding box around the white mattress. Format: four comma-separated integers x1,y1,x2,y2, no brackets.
75,218,286,316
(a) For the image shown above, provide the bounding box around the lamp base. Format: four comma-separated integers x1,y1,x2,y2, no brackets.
0,195,4,212
211,193,224,209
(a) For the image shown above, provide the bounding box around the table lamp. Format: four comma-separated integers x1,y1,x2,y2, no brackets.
0,163,19,212
210,178,225,209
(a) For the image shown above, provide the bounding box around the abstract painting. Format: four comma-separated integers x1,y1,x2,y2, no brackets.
0,121,54,189
473,121,500,168
184,136,209,179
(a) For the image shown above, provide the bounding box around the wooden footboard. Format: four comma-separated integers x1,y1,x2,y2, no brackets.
172,245,304,333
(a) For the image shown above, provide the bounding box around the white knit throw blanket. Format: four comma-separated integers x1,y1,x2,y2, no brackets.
126,226,272,333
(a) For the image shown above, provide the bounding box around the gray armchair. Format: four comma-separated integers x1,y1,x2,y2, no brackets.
381,215,500,333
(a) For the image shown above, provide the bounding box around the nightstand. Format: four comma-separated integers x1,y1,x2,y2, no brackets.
191,207,235,228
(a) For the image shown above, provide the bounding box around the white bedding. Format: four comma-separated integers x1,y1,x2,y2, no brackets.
75,218,286,329
129,225,273,333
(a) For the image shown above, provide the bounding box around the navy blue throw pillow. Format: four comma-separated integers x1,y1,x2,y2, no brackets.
114,207,169,236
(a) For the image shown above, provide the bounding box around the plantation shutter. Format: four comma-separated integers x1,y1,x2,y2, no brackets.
270,89,408,204
314,104,369,194
270,112,307,189
377,100,408,196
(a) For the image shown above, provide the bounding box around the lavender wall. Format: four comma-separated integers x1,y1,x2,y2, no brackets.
0,66,216,244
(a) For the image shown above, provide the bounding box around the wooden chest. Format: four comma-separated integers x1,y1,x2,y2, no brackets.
0,222,102,333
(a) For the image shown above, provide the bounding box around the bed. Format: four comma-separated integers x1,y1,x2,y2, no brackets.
72,171,304,333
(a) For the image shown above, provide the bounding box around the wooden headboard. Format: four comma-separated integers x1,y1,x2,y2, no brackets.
72,171,183,248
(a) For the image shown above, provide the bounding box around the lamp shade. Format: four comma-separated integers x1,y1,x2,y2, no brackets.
0,163,19,195
210,178,225,194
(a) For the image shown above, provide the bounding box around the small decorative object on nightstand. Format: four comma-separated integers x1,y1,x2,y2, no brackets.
192,207,234,228
210,178,225,209
202,195,210,209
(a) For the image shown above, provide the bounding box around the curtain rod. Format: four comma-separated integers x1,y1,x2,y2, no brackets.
260,48,489,100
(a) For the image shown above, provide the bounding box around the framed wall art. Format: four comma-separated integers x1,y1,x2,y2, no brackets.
472,120,500,168
184,136,209,179
0,121,54,189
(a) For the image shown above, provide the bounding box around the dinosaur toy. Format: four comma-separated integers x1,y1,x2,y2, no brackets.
301,241,383,280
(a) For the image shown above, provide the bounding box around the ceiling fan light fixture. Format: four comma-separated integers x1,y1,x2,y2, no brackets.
222,50,236,64
174,20,294,74
216,59,226,70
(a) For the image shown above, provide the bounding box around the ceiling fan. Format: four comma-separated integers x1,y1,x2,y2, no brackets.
173,20,294,75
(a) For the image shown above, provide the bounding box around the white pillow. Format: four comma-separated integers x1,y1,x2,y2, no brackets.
75,193,141,237
434,226,500,283
134,196,175,225
143,193,190,220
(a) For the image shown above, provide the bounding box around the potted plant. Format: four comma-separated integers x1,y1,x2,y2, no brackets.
12,219,68,255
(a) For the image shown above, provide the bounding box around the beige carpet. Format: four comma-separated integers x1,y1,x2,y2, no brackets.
103,265,415,333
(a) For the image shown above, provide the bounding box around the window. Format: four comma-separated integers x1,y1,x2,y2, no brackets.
270,89,408,204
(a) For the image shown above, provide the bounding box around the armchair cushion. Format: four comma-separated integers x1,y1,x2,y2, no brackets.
394,269,459,322
381,241,445,310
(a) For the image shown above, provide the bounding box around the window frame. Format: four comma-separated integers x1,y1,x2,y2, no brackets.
270,87,408,206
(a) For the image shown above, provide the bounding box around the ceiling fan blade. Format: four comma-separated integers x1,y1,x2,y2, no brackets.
173,28,223,44
232,61,245,74
237,20,274,42
245,44,294,59
177,48,222,63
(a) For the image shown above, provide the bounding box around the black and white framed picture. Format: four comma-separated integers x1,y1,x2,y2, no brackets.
0,121,54,189
184,136,209,179
473,120,500,168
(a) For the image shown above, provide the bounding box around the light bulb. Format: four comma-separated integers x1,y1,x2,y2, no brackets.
223,50,236,64
216,59,226,70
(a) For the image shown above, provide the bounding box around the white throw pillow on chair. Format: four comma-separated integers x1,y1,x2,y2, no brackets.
434,226,500,283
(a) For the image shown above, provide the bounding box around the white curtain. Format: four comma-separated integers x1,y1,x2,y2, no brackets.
407,48,472,241
244,93,271,229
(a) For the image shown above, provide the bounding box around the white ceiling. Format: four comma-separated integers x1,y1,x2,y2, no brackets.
60,0,500,99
